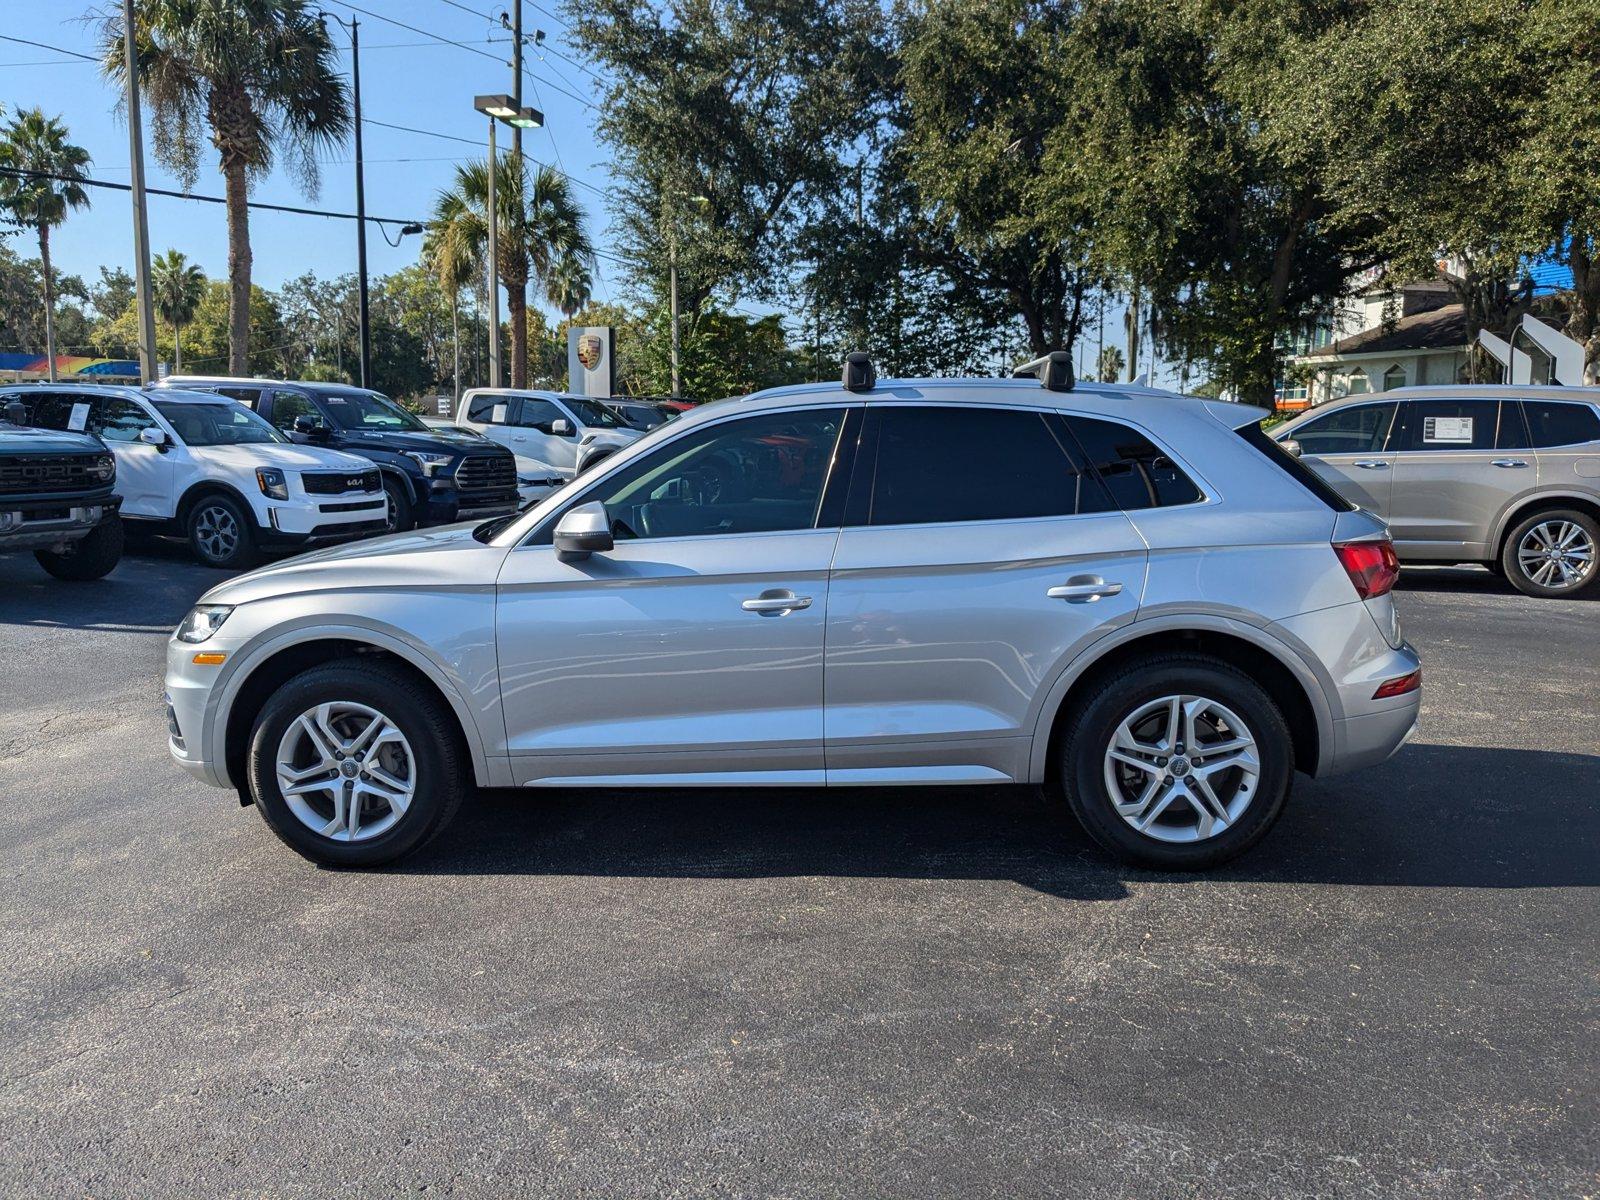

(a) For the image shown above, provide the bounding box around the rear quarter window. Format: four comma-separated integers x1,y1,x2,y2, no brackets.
1522,400,1600,448
1064,415,1203,510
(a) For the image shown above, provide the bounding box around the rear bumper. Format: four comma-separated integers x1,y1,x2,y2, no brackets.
1328,692,1421,776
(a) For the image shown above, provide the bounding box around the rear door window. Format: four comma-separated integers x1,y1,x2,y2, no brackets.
857,406,1111,527
1064,416,1203,509
1522,400,1600,448
467,393,512,424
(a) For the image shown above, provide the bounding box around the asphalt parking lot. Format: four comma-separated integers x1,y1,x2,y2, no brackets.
1,542,1596,1198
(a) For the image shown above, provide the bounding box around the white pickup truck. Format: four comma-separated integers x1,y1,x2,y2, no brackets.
455,388,641,479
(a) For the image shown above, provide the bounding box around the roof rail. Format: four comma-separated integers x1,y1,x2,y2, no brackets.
1012,351,1075,392
841,351,876,393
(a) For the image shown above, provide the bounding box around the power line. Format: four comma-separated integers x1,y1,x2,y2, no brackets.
0,165,424,227
432,0,607,86
0,33,98,61
361,117,611,199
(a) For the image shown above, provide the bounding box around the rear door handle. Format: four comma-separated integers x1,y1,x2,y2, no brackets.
1353,460,1390,470
1047,577,1124,602
741,589,812,615
1491,458,1529,468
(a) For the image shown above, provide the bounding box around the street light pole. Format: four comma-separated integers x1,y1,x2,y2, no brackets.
669,233,680,398
349,17,370,388
486,116,500,389
122,0,158,385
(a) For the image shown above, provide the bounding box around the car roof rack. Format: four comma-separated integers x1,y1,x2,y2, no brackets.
841,351,876,393
1013,351,1076,392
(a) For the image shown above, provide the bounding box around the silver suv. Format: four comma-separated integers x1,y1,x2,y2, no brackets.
1276,386,1600,597
165,359,1421,870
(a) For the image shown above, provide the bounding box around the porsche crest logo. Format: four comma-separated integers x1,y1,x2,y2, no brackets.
577,333,605,370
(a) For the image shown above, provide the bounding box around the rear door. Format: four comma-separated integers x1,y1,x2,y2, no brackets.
1284,401,1398,515
1387,397,1530,558
823,403,1147,785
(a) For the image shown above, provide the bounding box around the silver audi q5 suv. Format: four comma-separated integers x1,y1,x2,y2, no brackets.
166,355,1421,870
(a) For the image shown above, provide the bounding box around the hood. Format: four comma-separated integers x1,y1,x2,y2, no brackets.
0,425,106,455
186,442,373,472
334,428,506,455
199,522,508,608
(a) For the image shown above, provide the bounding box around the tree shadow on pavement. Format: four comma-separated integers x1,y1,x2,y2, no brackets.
401,743,1600,898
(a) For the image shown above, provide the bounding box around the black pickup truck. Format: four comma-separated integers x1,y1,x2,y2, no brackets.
0,399,124,580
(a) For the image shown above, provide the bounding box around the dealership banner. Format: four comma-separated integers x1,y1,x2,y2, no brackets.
567,326,615,397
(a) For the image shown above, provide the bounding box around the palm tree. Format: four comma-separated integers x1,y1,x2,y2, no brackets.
101,0,348,375
546,253,593,319
0,108,91,383
151,249,206,373
429,155,593,387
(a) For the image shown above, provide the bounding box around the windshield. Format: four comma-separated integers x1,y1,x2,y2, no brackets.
319,390,429,432
154,401,286,446
562,395,624,429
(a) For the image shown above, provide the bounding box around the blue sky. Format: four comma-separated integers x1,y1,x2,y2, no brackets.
2,1,621,316
4,2,1153,383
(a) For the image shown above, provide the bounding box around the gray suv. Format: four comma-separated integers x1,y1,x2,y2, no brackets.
1276,386,1600,597
164,360,1421,871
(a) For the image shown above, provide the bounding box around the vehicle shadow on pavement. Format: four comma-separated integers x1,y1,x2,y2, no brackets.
400,742,1599,897
0,542,217,632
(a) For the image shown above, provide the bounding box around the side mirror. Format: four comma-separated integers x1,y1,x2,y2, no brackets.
549,417,575,437
553,500,613,561
139,426,167,447
1279,438,1303,459
293,414,328,436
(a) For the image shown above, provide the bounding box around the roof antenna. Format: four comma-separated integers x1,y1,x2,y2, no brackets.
841,351,876,393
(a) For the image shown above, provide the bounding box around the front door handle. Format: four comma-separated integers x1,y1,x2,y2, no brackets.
1491,458,1530,468
741,589,812,616
1353,460,1390,470
1047,577,1124,602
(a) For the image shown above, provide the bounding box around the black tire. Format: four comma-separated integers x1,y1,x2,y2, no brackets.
1499,508,1600,598
247,660,468,867
186,492,257,569
381,475,414,533
1057,655,1294,871
34,511,124,581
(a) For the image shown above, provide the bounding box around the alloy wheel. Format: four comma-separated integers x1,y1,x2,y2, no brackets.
275,701,416,843
1516,520,1595,591
1103,694,1261,844
194,503,239,562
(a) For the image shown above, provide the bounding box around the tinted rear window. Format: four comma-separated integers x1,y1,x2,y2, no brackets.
1522,400,1600,448
1065,416,1204,509
1237,422,1355,511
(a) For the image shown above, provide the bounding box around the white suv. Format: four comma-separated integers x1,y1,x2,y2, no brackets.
456,388,640,478
9,384,387,568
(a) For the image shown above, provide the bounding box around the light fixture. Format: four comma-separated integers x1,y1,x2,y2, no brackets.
474,93,518,120
508,106,543,129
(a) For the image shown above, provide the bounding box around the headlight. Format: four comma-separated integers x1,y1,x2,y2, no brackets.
404,451,453,477
93,453,116,482
256,467,289,500
176,604,234,644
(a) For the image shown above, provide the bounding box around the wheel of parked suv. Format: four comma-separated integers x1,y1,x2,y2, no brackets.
382,476,414,533
1059,655,1293,870
1500,508,1599,598
34,511,124,581
186,493,257,569
247,661,469,867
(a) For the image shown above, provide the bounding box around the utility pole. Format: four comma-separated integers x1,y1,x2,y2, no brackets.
350,18,370,387
511,0,523,163
486,116,501,388
123,0,158,385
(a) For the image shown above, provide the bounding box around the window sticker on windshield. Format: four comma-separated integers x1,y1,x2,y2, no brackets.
1423,416,1473,443
67,402,91,431
326,396,347,404
491,403,508,424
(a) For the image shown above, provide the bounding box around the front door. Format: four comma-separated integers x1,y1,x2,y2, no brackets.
1286,401,1398,516
1387,397,1531,558
824,404,1148,785
92,395,174,518
511,397,581,474
495,405,853,785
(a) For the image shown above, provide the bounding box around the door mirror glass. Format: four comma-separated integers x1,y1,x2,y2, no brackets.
549,416,575,437
554,500,614,560
138,426,167,446
293,414,327,436
1279,438,1303,458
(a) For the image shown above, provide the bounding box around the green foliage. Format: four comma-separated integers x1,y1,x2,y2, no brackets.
0,107,91,233
1095,346,1125,384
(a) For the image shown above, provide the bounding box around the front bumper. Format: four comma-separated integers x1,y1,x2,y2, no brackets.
256,493,387,546
0,499,115,551
165,637,231,788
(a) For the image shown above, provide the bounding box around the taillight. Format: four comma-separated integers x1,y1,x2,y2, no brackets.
1373,668,1421,699
1333,538,1400,600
